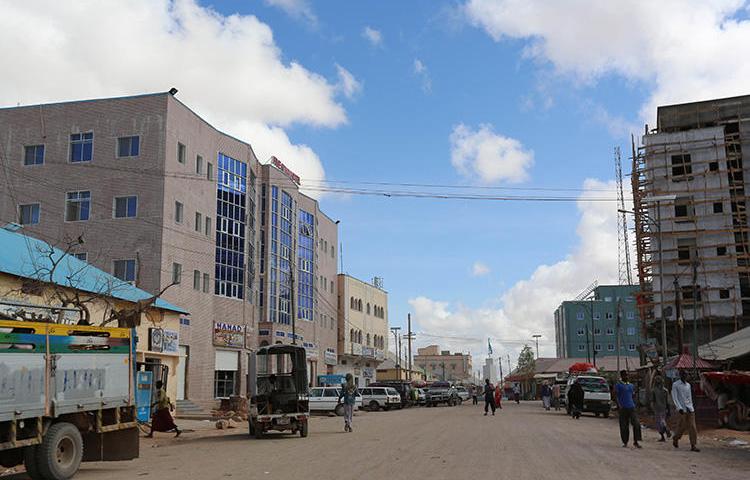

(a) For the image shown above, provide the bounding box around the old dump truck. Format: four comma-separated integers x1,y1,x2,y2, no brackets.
0,319,139,479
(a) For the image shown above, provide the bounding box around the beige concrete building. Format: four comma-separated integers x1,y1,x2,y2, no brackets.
336,274,388,386
0,92,260,407
414,345,472,382
0,226,186,402
257,160,339,385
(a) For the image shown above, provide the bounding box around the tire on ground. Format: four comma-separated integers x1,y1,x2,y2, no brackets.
369,401,379,411
23,446,44,480
299,421,308,437
334,404,345,416
37,422,83,480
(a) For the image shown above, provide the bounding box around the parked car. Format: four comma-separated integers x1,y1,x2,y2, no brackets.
565,375,611,417
455,386,471,402
425,381,461,407
308,386,362,416
415,388,427,406
359,386,403,411
369,381,414,407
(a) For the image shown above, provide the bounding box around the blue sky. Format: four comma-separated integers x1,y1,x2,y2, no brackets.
4,0,749,362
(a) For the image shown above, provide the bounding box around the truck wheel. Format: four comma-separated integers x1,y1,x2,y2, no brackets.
23,446,44,480
334,404,345,416
37,422,83,480
299,421,308,438
603,411,610,419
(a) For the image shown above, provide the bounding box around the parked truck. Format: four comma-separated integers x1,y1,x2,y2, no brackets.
0,319,140,479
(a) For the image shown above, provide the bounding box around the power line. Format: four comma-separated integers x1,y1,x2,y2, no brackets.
302,178,616,193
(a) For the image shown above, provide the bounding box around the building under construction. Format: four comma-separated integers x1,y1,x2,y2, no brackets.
632,94,750,355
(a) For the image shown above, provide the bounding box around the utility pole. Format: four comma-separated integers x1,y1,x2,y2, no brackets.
390,327,401,379
498,357,503,384
585,327,591,363
532,334,542,358
590,296,596,368
616,298,621,373
406,314,414,381
507,354,511,376
290,264,297,345
692,258,699,372
674,277,683,355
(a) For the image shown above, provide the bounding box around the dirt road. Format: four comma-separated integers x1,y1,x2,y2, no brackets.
7,402,750,480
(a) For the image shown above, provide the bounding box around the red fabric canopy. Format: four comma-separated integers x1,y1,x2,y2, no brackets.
666,353,717,370
568,362,597,373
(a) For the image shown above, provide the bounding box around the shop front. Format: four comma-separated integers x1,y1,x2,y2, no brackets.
213,321,245,399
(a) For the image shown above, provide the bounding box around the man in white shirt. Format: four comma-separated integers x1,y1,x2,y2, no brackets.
671,370,699,452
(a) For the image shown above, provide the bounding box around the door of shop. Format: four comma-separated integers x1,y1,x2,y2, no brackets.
176,345,188,400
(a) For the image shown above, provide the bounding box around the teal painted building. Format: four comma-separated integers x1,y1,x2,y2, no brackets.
554,285,643,359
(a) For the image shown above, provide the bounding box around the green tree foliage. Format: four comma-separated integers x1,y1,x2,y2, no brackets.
517,344,536,374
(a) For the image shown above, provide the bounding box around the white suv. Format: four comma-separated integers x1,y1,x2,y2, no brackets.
308,387,362,416
360,387,402,411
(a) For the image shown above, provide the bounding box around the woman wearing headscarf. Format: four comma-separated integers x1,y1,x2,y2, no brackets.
494,383,503,410
338,374,358,432
147,381,181,438
568,379,584,419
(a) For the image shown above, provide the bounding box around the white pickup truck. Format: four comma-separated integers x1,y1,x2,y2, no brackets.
565,375,612,418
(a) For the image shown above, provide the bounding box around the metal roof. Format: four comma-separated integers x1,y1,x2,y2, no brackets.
0,227,186,314
699,326,750,362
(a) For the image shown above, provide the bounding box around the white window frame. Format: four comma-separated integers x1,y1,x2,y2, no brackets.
18,203,41,225
113,259,137,284
113,195,138,219
116,135,140,158
64,190,91,222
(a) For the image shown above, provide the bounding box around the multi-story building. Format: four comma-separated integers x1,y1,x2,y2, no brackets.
0,91,262,407
257,159,339,385
554,285,644,359
413,345,472,382
482,358,497,384
336,274,389,386
634,94,750,351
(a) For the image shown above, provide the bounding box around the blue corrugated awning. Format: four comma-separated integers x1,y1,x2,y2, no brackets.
0,227,187,314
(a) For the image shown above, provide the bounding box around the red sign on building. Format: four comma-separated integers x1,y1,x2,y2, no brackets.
271,156,301,185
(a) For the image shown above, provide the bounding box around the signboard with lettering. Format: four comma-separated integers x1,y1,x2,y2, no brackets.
271,156,301,185
324,350,337,365
213,321,245,349
163,329,179,354
149,328,164,353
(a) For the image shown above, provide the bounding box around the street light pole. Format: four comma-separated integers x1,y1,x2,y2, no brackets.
656,199,668,365
532,334,542,358
390,327,401,379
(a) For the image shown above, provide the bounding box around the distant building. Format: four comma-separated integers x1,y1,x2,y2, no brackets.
554,285,644,359
414,345,472,382
336,274,389,386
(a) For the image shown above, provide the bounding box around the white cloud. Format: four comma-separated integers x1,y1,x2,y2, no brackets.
335,64,362,99
0,0,352,197
463,0,750,124
472,262,491,277
264,0,317,26
449,124,534,184
410,179,622,361
362,26,383,46
413,58,432,93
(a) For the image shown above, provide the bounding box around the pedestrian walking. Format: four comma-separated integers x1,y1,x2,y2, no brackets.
552,383,561,411
672,370,700,452
650,374,672,442
541,381,552,411
147,381,181,438
472,385,479,405
483,379,496,416
615,370,642,449
494,384,503,410
568,379,584,419
338,373,358,433
512,384,520,404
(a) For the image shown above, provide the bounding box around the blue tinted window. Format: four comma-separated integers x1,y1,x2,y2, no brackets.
65,191,90,221
24,145,44,165
117,136,140,157
215,153,248,299
70,132,93,162
114,196,137,218
19,203,40,225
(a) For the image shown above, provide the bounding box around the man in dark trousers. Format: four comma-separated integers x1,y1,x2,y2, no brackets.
615,370,642,448
483,378,496,416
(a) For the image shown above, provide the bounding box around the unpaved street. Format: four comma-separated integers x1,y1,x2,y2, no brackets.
10,402,750,480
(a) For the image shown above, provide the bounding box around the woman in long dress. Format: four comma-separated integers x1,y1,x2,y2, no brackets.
148,381,181,437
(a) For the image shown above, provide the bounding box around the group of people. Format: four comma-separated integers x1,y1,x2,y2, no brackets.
478,378,504,415
615,369,699,452
539,381,562,411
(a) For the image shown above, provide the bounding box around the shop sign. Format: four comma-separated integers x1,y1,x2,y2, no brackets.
149,328,164,352
163,329,179,354
324,350,337,365
271,156,301,185
363,367,374,379
306,347,318,359
213,321,245,348
375,349,385,361
351,343,362,356
362,347,375,358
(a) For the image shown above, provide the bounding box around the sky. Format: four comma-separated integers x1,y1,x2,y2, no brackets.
3,0,750,371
